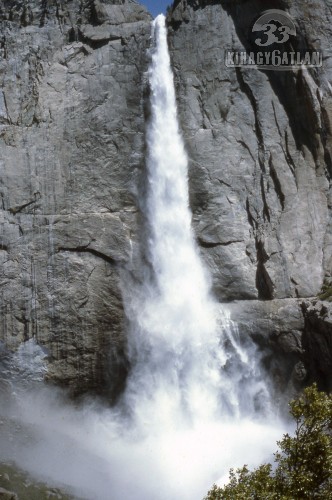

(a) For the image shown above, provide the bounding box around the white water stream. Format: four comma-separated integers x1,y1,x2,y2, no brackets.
123,14,271,428
0,15,285,500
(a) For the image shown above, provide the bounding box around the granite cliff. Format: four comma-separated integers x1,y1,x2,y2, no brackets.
0,0,331,396
168,0,332,394
0,0,152,396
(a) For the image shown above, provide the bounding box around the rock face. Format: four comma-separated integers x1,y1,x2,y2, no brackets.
167,0,332,392
0,487,18,500
168,0,332,302
226,298,332,396
0,0,331,396
302,300,332,391
0,0,152,395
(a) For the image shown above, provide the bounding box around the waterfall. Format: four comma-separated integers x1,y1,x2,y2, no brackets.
124,14,223,427
123,14,270,431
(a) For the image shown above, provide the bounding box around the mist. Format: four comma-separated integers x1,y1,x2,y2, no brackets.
0,381,286,500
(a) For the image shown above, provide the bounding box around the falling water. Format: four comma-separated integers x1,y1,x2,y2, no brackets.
0,14,286,500
123,14,270,429
123,13,225,427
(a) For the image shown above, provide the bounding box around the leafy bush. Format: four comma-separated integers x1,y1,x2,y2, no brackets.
205,385,332,499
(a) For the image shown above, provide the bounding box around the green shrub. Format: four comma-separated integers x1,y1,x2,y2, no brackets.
318,284,332,301
205,385,332,499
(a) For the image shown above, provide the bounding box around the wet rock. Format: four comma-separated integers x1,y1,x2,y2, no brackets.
226,298,306,394
0,487,18,500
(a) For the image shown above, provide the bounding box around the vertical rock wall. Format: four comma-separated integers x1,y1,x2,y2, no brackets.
168,0,332,302
0,0,152,395
168,0,332,392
